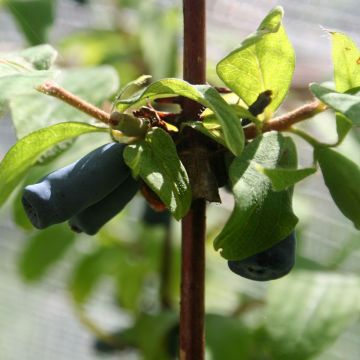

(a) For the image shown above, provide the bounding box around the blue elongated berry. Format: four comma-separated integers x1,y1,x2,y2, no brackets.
22,143,129,229
69,175,139,235
228,232,296,281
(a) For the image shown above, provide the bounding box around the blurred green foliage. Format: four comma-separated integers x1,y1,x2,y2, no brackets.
0,1,360,360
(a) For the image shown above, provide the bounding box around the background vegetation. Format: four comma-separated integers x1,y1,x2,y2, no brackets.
0,1,359,359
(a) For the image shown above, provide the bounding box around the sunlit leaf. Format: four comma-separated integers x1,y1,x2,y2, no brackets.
330,31,360,92
0,122,106,207
124,127,191,220
216,6,295,116
214,132,298,260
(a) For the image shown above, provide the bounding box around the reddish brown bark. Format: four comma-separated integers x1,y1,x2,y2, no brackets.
180,1,207,360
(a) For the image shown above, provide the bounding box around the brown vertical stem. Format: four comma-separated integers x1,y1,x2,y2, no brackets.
180,1,207,360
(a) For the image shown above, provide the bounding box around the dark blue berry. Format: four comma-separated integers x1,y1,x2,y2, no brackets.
22,143,129,229
228,232,296,281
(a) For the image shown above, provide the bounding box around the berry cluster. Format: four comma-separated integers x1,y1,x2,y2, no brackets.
22,143,139,235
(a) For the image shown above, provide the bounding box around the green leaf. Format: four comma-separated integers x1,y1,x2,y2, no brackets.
17,44,57,70
315,146,360,230
265,271,360,360
10,66,119,138
330,31,360,92
255,163,317,191
121,312,178,360
206,314,254,359
124,128,191,220
0,122,105,207
6,0,55,45
117,79,244,156
0,45,57,113
18,225,75,282
185,122,226,148
335,113,352,145
138,3,179,79
216,6,295,116
310,83,360,125
69,246,122,304
214,132,298,260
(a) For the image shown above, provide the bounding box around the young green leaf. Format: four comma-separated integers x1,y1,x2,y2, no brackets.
255,163,317,191
199,86,244,155
214,132,298,260
310,83,360,125
315,146,360,230
0,122,106,207
18,225,75,282
123,127,191,220
185,121,226,148
330,31,360,92
117,78,244,156
265,271,360,360
216,6,295,117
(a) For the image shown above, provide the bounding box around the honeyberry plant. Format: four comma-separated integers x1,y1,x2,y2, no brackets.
1,2,360,360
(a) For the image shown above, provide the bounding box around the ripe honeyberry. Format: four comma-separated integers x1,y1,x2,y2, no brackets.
22,143,129,229
69,175,139,235
228,232,296,281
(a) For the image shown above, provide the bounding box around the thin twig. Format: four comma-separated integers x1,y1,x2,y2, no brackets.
37,81,111,125
244,100,327,139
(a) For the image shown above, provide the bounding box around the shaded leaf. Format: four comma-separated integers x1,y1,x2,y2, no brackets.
10,66,119,138
330,31,360,92
69,246,122,304
216,6,295,116
315,146,360,229
18,225,75,282
335,113,352,145
124,128,191,220
0,122,105,207
255,163,317,191
214,132,298,260
265,271,360,360
138,3,179,79
310,83,360,125
206,314,254,359
121,312,178,360
6,0,54,45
